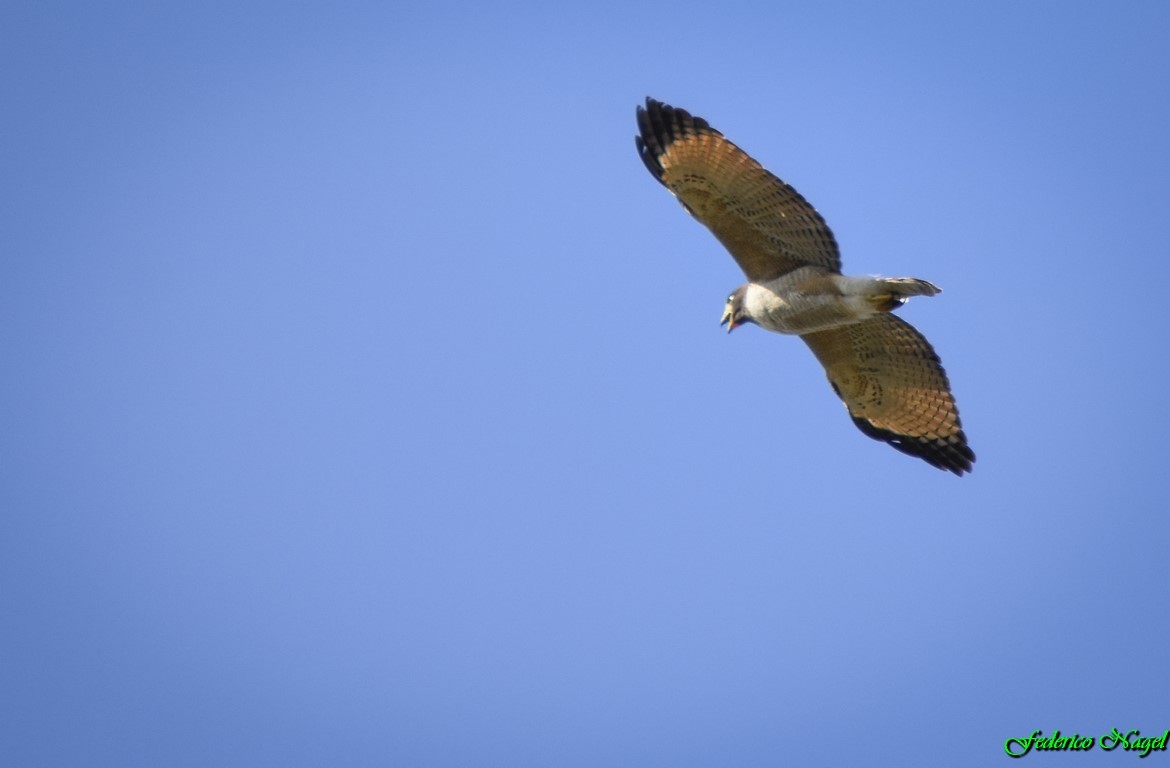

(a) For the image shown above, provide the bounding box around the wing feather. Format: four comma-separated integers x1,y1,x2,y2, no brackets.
801,314,975,475
636,97,840,281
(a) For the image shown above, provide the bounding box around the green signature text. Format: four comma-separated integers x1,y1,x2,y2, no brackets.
1005,728,1168,758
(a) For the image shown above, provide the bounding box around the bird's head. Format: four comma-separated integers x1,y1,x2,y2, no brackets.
720,286,752,333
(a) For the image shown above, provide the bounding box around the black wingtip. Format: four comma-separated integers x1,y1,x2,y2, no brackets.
635,98,667,182
635,97,720,185
851,416,976,476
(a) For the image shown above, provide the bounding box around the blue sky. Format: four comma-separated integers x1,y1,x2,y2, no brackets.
3,1,1169,765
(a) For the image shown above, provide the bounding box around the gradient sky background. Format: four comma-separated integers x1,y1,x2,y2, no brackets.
3,2,1169,766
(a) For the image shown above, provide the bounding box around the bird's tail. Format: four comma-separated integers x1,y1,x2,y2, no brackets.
867,277,941,312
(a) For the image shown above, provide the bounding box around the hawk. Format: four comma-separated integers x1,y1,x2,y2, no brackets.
636,98,974,475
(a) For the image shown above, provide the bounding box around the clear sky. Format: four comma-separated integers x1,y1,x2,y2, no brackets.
3,1,1169,765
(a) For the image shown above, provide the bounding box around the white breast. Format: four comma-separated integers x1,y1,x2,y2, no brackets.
742,274,877,335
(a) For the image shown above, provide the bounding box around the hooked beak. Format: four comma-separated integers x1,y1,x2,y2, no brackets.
720,304,738,333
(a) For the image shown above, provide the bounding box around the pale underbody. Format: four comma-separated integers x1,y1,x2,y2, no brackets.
738,266,940,335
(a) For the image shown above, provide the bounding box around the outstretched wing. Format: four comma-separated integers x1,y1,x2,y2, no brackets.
636,97,841,282
801,314,975,475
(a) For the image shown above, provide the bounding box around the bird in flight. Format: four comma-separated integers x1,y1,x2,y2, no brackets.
635,98,974,475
